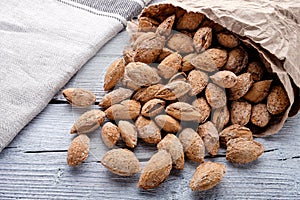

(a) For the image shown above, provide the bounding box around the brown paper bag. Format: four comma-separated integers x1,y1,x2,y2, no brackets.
138,0,300,136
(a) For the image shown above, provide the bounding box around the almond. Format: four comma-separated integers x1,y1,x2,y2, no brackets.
122,62,161,90
63,88,96,107
167,33,194,54
190,162,226,191
244,80,272,103
219,124,253,146
226,138,264,164
191,48,228,72
166,102,201,122
105,100,141,120
210,70,238,88
223,47,248,74
178,128,205,163
193,27,213,52
154,115,181,133
101,149,141,176
155,81,192,101
138,150,172,190
197,121,220,156
103,58,125,91
228,73,253,100
211,106,230,132
176,12,204,31
230,101,252,126
187,70,209,96
99,88,133,108
71,110,105,134
141,99,165,118
267,85,290,115
205,83,227,109
135,116,161,144
67,134,90,166
192,97,211,123
251,104,271,127
157,48,174,62
156,14,175,37
158,52,182,79
157,134,184,170
101,122,120,148
118,120,138,148
247,61,265,81
133,84,164,104
217,32,239,48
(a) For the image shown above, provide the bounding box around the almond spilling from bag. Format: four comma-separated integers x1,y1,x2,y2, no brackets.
63,88,96,107
101,122,120,148
103,58,125,91
141,98,165,117
105,100,141,120
187,70,209,96
138,150,172,190
157,134,184,170
135,116,161,144
67,134,90,167
197,121,220,156
190,162,226,191
71,110,105,134
166,102,201,122
154,115,181,133
226,138,264,164
101,148,141,176
133,84,164,104
155,80,191,101
99,88,133,108
205,83,227,109
118,120,138,148
157,52,182,79
219,124,253,146
179,128,205,163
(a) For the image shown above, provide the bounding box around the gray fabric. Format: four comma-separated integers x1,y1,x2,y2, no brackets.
0,0,150,152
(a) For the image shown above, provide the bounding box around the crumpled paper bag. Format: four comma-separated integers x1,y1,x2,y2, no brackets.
138,0,300,136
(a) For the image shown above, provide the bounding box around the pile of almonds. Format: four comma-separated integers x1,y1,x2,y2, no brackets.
63,9,290,191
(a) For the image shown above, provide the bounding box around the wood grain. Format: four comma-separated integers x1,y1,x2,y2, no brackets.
1,30,300,199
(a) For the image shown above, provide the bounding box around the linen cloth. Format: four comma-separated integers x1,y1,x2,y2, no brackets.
0,0,151,152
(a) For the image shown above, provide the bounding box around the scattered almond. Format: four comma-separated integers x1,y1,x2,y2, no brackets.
67,134,90,166
197,121,220,156
154,115,181,133
103,58,125,91
101,122,120,148
135,116,161,144
219,124,253,146
101,149,141,176
118,120,138,148
105,100,141,120
63,88,96,107
71,110,105,134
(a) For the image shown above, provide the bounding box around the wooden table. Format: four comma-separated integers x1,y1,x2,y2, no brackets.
1,30,299,199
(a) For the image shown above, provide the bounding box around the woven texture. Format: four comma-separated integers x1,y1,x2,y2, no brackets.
0,0,150,152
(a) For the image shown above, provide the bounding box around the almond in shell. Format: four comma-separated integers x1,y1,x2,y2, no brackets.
230,101,252,126
197,121,220,156
167,33,194,54
138,150,172,190
193,27,213,53
122,62,161,90
217,32,239,48
135,116,161,144
71,110,105,134
118,120,138,148
157,134,184,170
166,102,201,122
103,58,125,91
181,54,196,72
63,88,96,107
219,124,253,146
141,99,165,118
178,128,205,163
205,83,227,109
105,100,141,120
211,106,230,132
157,52,182,79
251,104,271,127
101,122,120,148
210,70,238,88
191,48,228,72
176,12,204,31
133,84,164,104
155,81,192,101
187,70,209,96
267,85,290,115
67,134,90,166
154,115,181,133
156,14,175,37
101,149,141,176
244,80,272,103
226,138,264,164
190,162,226,191
223,47,248,74
228,73,253,100
99,88,133,108
247,61,265,81
192,97,211,123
